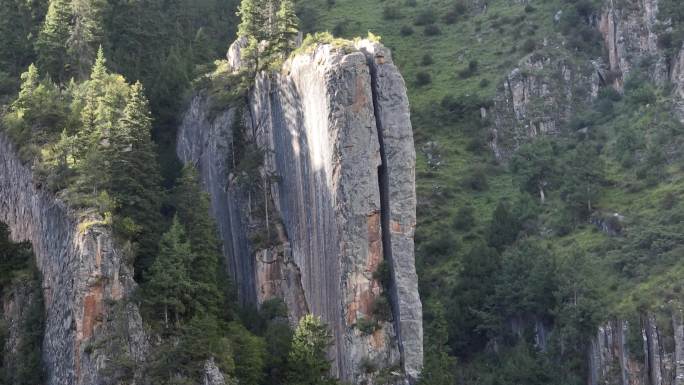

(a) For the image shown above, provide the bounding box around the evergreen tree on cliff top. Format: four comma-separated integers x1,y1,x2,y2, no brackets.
275,0,299,55
110,81,163,278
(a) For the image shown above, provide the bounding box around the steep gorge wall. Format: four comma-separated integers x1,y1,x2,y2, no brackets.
178,40,422,384
0,134,146,385
588,310,684,385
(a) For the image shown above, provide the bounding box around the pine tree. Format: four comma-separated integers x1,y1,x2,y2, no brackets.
0,0,43,75
275,0,299,56
286,315,337,385
237,0,271,73
35,0,72,81
110,81,164,277
68,0,107,79
487,201,520,251
145,216,194,328
78,47,108,154
13,64,40,113
174,165,222,314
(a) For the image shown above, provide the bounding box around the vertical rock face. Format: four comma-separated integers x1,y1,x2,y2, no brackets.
0,134,146,385
588,312,684,385
598,0,668,90
598,0,684,117
490,51,600,161
177,39,422,384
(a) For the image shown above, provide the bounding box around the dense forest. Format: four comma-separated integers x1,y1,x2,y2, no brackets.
2,0,684,384
0,0,340,384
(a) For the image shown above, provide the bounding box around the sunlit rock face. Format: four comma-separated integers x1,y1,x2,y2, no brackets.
0,134,146,385
178,39,422,384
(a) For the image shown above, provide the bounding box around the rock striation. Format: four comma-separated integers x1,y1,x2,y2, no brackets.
490,50,600,161
178,39,422,384
599,0,684,116
0,133,147,385
588,310,684,385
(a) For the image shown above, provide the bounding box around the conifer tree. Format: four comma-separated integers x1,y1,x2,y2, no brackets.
174,166,222,314
237,0,270,73
13,64,40,114
145,216,194,328
110,81,164,276
35,0,72,80
275,0,299,55
68,0,107,79
286,315,337,385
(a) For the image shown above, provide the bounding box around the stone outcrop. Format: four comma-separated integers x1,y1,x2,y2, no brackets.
490,50,600,161
598,0,668,90
599,0,684,116
588,310,684,385
178,39,422,384
0,134,146,385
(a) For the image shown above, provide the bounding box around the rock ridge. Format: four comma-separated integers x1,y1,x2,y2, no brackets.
177,39,422,384
0,133,146,385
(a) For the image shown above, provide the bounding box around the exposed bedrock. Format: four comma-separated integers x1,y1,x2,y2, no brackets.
178,39,422,384
489,50,600,161
587,309,684,385
0,134,146,385
599,0,684,115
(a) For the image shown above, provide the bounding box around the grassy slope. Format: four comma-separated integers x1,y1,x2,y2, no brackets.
303,0,567,298
305,0,684,353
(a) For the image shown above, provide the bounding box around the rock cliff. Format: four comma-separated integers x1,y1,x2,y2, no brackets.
178,39,423,384
0,133,147,385
490,49,601,161
588,310,684,385
599,0,684,115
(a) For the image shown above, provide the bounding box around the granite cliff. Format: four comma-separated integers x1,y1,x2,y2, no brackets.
0,134,147,385
178,39,423,384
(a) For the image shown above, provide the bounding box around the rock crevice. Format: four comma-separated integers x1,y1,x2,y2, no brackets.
178,39,422,384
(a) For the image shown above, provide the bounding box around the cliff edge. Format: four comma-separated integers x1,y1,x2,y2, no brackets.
178,38,423,384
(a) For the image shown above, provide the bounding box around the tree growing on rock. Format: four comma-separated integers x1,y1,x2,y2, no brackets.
274,0,300,56
286,314,338,385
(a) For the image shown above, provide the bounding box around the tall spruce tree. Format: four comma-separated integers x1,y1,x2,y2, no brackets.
68,0,107,79
145,216,194,328
110,81,163,277
275,0,299,56
174,166,222,314
35,0,71,81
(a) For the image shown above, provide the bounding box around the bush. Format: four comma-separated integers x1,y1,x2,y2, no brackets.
479,78,490,88
383,5,402,20
400,25,414,36
421,54,434,66
453,206,476,230
415,71,432,86
372,296,393,321
458,61,479,78
524,4,536,13
356,317,380,335
424,24,442,36
295,4,320,33
405,0,417,5
463,167,488,191
522,38,536,53
415,8,437,25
